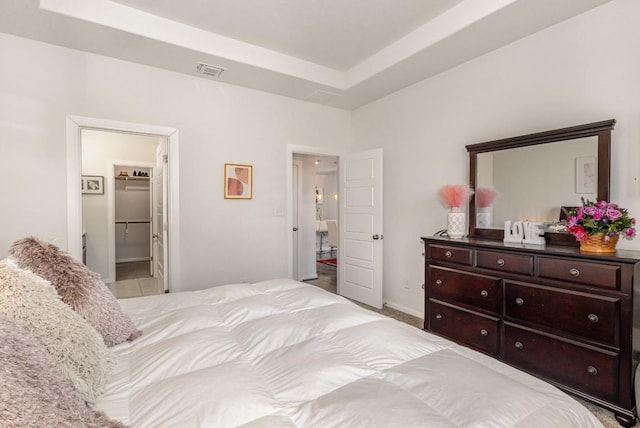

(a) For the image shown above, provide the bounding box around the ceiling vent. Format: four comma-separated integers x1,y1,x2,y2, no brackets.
305,89,342,104
196,63,226,78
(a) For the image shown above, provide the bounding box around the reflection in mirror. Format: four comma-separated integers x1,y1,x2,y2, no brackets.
476,137,598,228
467,119,614,242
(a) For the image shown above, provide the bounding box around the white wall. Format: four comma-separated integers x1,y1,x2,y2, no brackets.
352,0,640,316
2,0,639,313
82,130,158,280
0,32,352,291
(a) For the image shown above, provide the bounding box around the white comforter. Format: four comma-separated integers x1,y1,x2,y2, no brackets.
95,279,604,427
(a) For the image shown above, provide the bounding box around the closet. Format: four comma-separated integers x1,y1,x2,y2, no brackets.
114,165,152,277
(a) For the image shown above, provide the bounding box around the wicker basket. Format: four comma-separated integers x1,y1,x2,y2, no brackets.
580,233,619,254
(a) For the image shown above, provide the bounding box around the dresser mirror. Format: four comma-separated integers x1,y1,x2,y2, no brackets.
466,119,615,242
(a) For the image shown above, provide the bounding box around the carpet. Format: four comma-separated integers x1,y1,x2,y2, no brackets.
317,258,337,267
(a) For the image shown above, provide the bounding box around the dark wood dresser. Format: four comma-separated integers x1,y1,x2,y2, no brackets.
422,236,640,426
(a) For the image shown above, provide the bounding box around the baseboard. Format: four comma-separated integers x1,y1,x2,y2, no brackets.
300,274,319,281
116,257,151,263
384,300,423,319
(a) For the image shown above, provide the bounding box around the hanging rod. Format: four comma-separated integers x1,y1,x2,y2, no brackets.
115,220,151,224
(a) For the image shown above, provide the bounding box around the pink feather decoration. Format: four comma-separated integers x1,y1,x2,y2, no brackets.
476,187,498,208
439,184,473,208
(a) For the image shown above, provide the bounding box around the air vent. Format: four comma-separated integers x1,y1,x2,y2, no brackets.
196,63,226,78
304,89,342,104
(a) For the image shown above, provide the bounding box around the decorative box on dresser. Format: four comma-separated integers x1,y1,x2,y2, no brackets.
422,235,640,426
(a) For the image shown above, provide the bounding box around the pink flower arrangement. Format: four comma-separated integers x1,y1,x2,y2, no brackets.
439,184,474,209
476,187,498,208
566,199,636,242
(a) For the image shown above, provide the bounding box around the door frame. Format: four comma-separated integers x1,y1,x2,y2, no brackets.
286,144,345,282
292,159,301,280
66,115,181,292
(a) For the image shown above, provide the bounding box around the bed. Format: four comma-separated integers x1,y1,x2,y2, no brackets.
0,237,606,427
94,278,605,427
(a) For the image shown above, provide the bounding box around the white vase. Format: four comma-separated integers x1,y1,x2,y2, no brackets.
447,207,466,238
476,207,492,228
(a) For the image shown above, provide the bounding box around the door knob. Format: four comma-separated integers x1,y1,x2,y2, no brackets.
373,234,380,240
293,227,298,231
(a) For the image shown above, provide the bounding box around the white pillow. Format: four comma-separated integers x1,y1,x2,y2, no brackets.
0,315,125,427
0,260,113,403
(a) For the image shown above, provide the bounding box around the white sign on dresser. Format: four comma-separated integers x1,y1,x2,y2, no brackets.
503,220,545,245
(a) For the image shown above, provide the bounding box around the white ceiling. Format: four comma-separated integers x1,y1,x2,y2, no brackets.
0,0,611,110
111,0,462,71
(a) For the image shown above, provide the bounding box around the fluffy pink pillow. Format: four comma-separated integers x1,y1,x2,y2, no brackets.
0,260,112,403
10,237,142,347
0,315,126,427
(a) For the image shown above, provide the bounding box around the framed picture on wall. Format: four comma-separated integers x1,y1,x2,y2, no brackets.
224,164,253,199
575,156,597,194
82,175,104,195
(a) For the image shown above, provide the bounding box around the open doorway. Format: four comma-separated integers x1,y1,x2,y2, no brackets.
313,155,339,294
81,130,164,298
66,115,180,295
314,156,338,258
291,153,338,292
288,146,384,309
113,163,153,282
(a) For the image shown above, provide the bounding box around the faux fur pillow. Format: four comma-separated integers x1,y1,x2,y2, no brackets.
0,260,112,403
10,236,142,346
0,315,126,427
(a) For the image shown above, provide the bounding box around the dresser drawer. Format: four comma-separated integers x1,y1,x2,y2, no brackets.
504,281,619,346
476,250,533,275
504,324,619,401
429,245,473,265
429,300,500,356
429,266,501,314
537,256,621,290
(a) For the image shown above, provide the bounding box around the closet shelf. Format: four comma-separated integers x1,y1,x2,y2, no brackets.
115,220,151,224
115,176,150,181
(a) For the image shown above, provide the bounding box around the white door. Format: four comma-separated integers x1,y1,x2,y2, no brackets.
153,139,169,292
292,161,301,280
338,148,383,308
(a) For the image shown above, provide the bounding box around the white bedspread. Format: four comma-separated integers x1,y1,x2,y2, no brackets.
95,279,604,427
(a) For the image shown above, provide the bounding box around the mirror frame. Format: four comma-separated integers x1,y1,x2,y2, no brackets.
466,119,616,242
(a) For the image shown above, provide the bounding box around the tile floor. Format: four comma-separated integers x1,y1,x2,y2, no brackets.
107,276,164,299
107,261,164,299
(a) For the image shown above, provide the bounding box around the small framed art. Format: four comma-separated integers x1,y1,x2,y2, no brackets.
224,164,253,199
575,156,597,194
82,175,104,195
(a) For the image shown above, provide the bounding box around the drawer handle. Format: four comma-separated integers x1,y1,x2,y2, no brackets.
480,329,488,337
588,314,599,323
497,258,505,267
435,279,443,287
569,268,580,277
480,290,488,298
514,341,524,350
445,250,452,258
587,366,598,376
515,297,524,306
435,314,443,320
